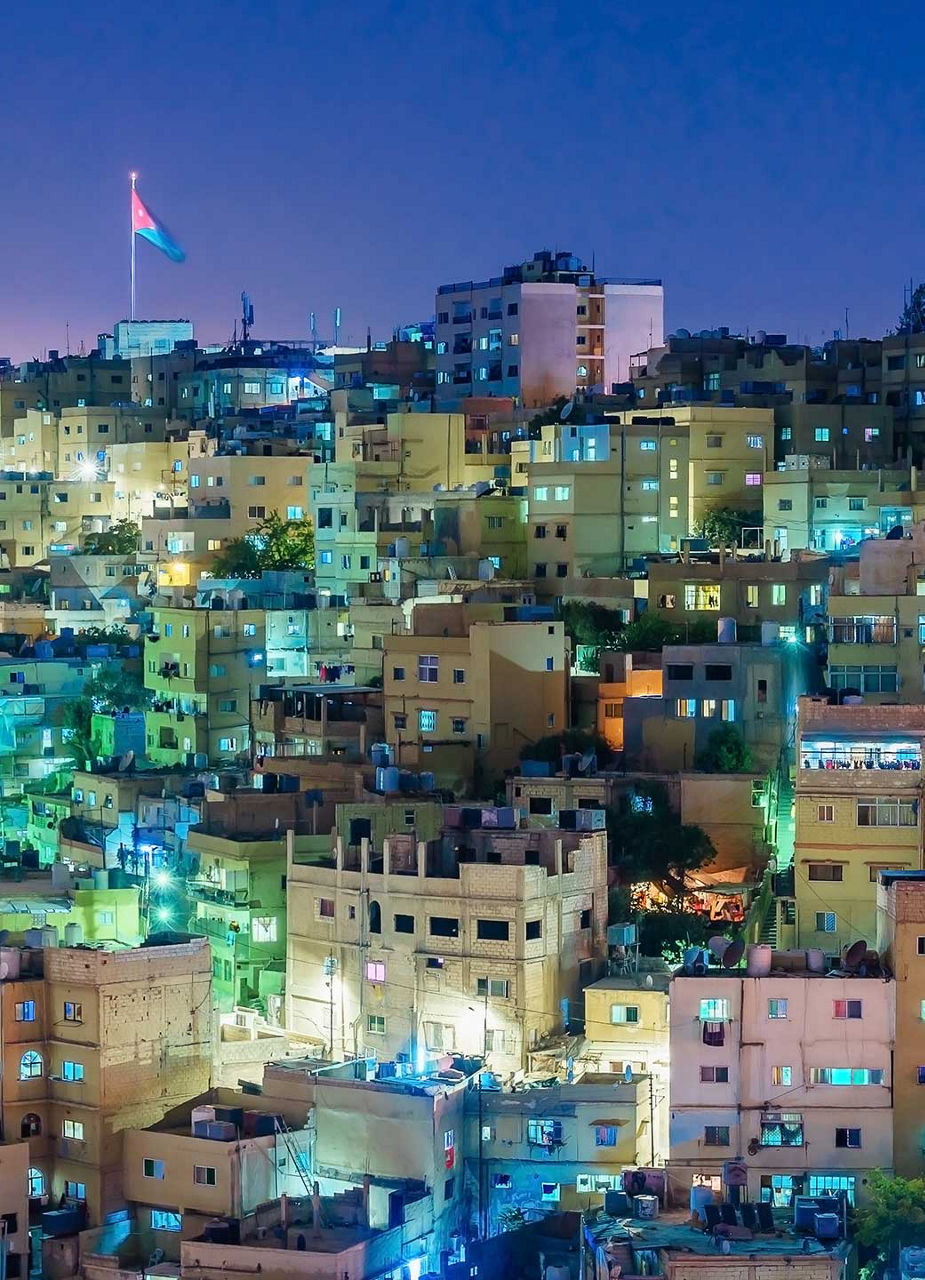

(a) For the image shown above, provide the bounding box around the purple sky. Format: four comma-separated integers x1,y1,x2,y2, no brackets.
4,0,923,361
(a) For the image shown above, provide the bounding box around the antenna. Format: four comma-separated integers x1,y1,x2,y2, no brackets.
310,311,317,352
333,307,341,347
843,939,868,970
241,292,254,344
722,939,745,969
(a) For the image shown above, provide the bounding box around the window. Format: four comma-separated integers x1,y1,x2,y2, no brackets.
745,473,762,487
143,1158,166,1179
810,1067,883,1085
252,917,278,943
918,1065,925,1085
684,584,720,611
243,381,260,394
835,1128,862,1149
366,960,386,983
610,1004,640,1024
770,583,787,606
858,797,917,827
453,668,465,684
745,584,759,608
367,1014,386,1035
477,977,510,998
63,1001,82,1022
833,999,862,1020
151,1211,182,1231
640,438,656,451
533,486,549,502
14,1000,35,1022
817,804,834,823
706,471,725,485
706,434,723,448
699,998,730,1021
808,863,843,882
218,737,237,753
918,937,925,956
595,1126,619,1147
62,1060,84,1081
316,898,335,920
815,427,830,441
430,916,459,937
527,1119,563,1145
419,709,437,733
676,698,697,718
27,1167,44,1198
778,498,793,512
243,622,257,637
554,485,570,501
194,1165,217,1186
62,1119,84,1139
452,718,467,734
771,1066,793,1086
392,666,405,681
477,918,510,941
700,1066,729,1083
394,913,415,934
19,1051,42,1079
760,1113,804,1146
747,434,764,448
704,1126,730,1146
721,699,736,721
641,478,659,491
418,654,439,682
393,714,407,730
526,919,542,940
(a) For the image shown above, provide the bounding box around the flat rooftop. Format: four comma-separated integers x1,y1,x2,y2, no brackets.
585,1209,849,1259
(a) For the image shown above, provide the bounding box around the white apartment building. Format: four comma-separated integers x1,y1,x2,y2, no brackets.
668,947,893,1208
285,818,608,1074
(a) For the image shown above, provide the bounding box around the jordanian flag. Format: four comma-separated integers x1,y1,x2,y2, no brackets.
132,186,185,262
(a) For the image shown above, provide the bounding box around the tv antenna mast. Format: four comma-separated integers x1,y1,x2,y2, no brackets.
241,291,254,344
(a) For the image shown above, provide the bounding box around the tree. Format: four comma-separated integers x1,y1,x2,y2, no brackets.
520,729,609,765
897,283,925,335
856,1170,925,1257
211,511,315,578
560,601,625,671
83,520,140,555
61,667,151,770
695,724,752,773
528,396,587,432
697,506,759,549
607,783,716,901
614,612,715,652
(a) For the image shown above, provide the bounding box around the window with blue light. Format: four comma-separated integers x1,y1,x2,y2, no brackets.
151,1210,181,1231
320,551,333,565
419,709,437,733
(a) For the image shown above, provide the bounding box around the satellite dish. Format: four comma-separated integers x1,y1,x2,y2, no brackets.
708,936,730,960
118,749,136,774
560,399,575,422
644,974,654,989
843,939,868,969
624,1064,633,1083
723,939,746,969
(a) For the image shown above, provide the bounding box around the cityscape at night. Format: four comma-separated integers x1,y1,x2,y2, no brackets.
4,3,925,1279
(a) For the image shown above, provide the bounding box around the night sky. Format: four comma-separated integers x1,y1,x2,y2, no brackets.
4,0,923,361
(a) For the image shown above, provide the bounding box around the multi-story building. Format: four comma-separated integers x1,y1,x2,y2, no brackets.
878,869,925,1178
763,463,913,552
45,553,148,633
175,342,331,421
0,652,98,792
793,697,925,955
0,935,212,1227
143,604,266,765
98,319,194,361
0,1141,30,1279
435,250,664,408
285,812,608,1073
0,350,131,439
669,945,893,1206
383,602,570,789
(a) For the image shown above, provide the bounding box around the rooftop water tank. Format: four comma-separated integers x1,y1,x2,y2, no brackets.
717,617,737,644
746,944,773,976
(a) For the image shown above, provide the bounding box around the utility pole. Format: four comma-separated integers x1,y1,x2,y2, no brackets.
323,954,337,1059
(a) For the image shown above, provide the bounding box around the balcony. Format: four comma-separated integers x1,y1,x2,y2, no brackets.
452,313,473,325
828,616,897,645
189,499,231,519
453,373,472,386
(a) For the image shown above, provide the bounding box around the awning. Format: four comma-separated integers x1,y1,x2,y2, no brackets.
589,1118,629,1127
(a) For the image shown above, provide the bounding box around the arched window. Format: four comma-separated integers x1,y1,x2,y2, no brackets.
21,1113,41,1138
27,1167,45,1197
19,1051,42,1080
369,900,381,934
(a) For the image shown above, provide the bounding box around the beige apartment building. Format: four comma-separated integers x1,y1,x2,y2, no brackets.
669,951,893,1206
383,603,570,790
763,465,913,553
0,1141,30,1277
878,870,925,1178
0,937,212,1228
793,697,925,955
285,818,608,1074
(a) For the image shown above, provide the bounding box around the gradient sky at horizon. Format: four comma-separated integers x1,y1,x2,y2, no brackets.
3,0,924,362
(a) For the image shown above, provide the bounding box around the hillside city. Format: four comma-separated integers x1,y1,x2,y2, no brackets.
2,253,925,1280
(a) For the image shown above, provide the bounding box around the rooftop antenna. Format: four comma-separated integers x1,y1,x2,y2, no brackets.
333,307,342,347
310,311,318,353
241,292,254,344
66,322,70,357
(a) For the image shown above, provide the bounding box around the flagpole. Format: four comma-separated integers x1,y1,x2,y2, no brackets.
130,171,137,321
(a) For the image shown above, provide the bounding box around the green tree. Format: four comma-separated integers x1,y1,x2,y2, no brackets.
83,519,140,555
698,506,759,549
614,611,715,652
897,284,925,335
520,729,609,765
695,724,752,773
61,667,151,770
856,1170,925,1257
560,601,625,671
607,783,716,902
212,511,315,578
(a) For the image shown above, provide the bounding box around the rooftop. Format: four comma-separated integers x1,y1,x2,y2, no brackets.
584,1208,850,1261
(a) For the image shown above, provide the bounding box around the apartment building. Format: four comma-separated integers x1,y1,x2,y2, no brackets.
826,524,925,701
175,345,331,421
107,436,190,523
881,330,925,452
252,684,382,764
382,602,570,788
45,553,148,633
435,250,663,408
669,948,893,1206
763,464,912,552
878,870,925,1178
285,814,608,1073
0,652,97,792
0,1141,30,1279
464,1074,650,1235
0,471,117,567
98,319,193,361
188,450,312,528
0,351,131,438
794,698,925,955
0,936,212,1227
647,550,829,639
143,604,266,765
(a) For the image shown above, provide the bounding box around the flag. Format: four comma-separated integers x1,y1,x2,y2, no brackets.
132,187,185,263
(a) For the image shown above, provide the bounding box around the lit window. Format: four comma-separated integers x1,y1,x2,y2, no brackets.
19,1051,42,1079
610,1004,639,1024
815,427,830,442
151,1210,182,1231
699,998,730,1021
553,486,570,501
418,655,439,682
745,473,762,486
62,1119,84,1139
63,1001,82,1022
366,960,386,983
771,1066,792,1086
14,1000,35,1021
27,1167,45,1197
143,1158,166,1179
419,709,437,733
367,1014,386,1035
533,486,549,501
747,434,763,448
676,698,697,718
721,700,736,721
816,912,836,933
640,439,656,451
252,917,277,943
62,1060,84,1082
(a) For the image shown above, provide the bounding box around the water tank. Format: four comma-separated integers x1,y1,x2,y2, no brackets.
690,1184,714,1222
814,1213,840,1241
604,1189,632,1215
40,926,58,949
24,928,45,949
393,536,410,558
378,766,400,794
761,621,780,646
51,861,71,890
0,948,21,980
806,948,826,974
64,923,83,947
634,1194,659,1219
747,944,773,976
793,1199,818,1231
93,868,109,890
717,617,737,644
